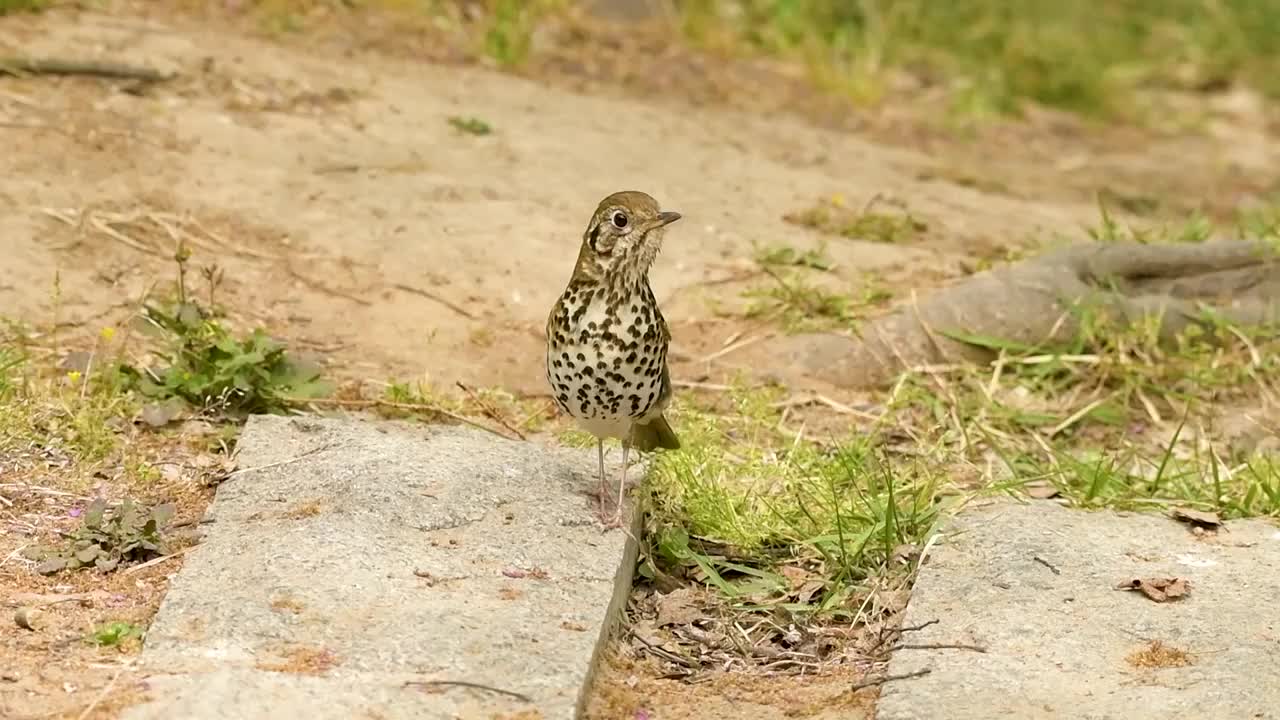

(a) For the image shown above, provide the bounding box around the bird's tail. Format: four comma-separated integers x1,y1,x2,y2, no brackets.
630,414,680,452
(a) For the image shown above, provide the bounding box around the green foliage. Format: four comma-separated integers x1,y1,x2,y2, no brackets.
0,0,47,15
785,196,927,244
641,382,944,614
31,498,174,575
753,242,833,271
447,115,493,135
116,301,328,416
677,0,1280,119
88,621,144,648
113,248,330,417
743,268,890,332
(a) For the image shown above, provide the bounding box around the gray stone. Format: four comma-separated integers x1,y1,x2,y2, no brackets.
876,500,1280,720
124,415,638,720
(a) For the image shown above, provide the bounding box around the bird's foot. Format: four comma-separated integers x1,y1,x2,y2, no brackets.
590,490,625,530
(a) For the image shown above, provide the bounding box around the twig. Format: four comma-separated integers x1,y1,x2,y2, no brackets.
867,618,940,655
285,397,517,441
392,283,477,320
850,667,932,692
1033,555,1061,575
455,382,526,440
286,266,371,306
123,546,195,575
76,660,135,720
672,380,734,391
0,57,174,82
403,679,530,702
894,642,987,653
898,619,940,633
697,333,768,364
220,443,334,480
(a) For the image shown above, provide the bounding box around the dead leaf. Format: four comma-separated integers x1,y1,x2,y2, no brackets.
1023,481,1061,499
795,579,825,605
1116,577,1190,602
13,607,41,631
1170,507,1222,530
140,398,186,428
655,587,702,628
58,350,93,373
1126,640,1192,668
780,565,810,590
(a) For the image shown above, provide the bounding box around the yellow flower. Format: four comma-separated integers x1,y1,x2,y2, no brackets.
100,327,116,341
830,193,846,207
67,371,82,383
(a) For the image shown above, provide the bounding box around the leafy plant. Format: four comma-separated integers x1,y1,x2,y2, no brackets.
447,115,493,135
114,246,330,416
0,0,47,15
89,621,144,648
32,498,174,575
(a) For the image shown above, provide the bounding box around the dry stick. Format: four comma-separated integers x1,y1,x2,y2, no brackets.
404,679,530,702
220,443,334,480
673,380,734,392
286,265,372,306
697,332,769,364
0,57,175,82
392,283,477,320
288,396,515,441
123,546,195,576
894,642,988,653
455,381,526,441
850,668,932,692
76,660,135,720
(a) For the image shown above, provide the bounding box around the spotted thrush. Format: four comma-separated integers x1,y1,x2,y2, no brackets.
546,190,682,527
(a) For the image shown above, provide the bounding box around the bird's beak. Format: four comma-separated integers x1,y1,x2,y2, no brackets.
652,211,682,228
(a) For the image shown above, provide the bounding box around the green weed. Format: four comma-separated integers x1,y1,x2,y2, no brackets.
28,497,174,575
88,621,144,648
785,195,926,244
447,115,493,135
674,0,1280,120
113,247,330,417
642,382,945,615
0,0,46,15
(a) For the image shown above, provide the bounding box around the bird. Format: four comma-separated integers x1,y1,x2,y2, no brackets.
546,190,682,528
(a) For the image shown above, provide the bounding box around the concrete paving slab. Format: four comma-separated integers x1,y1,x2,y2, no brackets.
123,415,638,720
876,500,1280,720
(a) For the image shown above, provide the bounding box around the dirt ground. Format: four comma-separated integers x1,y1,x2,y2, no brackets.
2,2,1279,719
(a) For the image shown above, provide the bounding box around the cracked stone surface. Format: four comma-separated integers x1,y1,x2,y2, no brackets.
123,415,638,720
876,500,1280,720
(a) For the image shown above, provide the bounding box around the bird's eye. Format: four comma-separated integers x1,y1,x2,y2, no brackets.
611,210,628,229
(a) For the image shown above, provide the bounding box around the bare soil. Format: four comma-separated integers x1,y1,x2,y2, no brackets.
1,2,1278,718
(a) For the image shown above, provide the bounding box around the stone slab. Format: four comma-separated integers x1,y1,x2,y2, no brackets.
124,415,638,720
876,500,1280,720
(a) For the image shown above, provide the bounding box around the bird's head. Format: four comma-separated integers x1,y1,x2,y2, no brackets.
573,190,681,286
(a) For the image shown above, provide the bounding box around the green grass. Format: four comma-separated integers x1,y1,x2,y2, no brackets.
784,195,927,244
676,0,1280,120
0,0,47,15
643,382,950,615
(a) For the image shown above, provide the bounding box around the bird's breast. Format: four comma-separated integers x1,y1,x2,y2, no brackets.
545,285,668,425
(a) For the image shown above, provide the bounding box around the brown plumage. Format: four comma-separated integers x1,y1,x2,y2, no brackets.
546,190,682,527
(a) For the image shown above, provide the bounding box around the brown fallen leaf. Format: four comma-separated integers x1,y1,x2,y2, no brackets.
655,587,702,628
14,607,42,631
1170,507,1222,530
1023,481,1061,499
1116,577,1190,602
1126,640,1193,668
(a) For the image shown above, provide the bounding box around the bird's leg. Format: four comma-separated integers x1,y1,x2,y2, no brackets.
595,438,610,518
614,440,630,527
